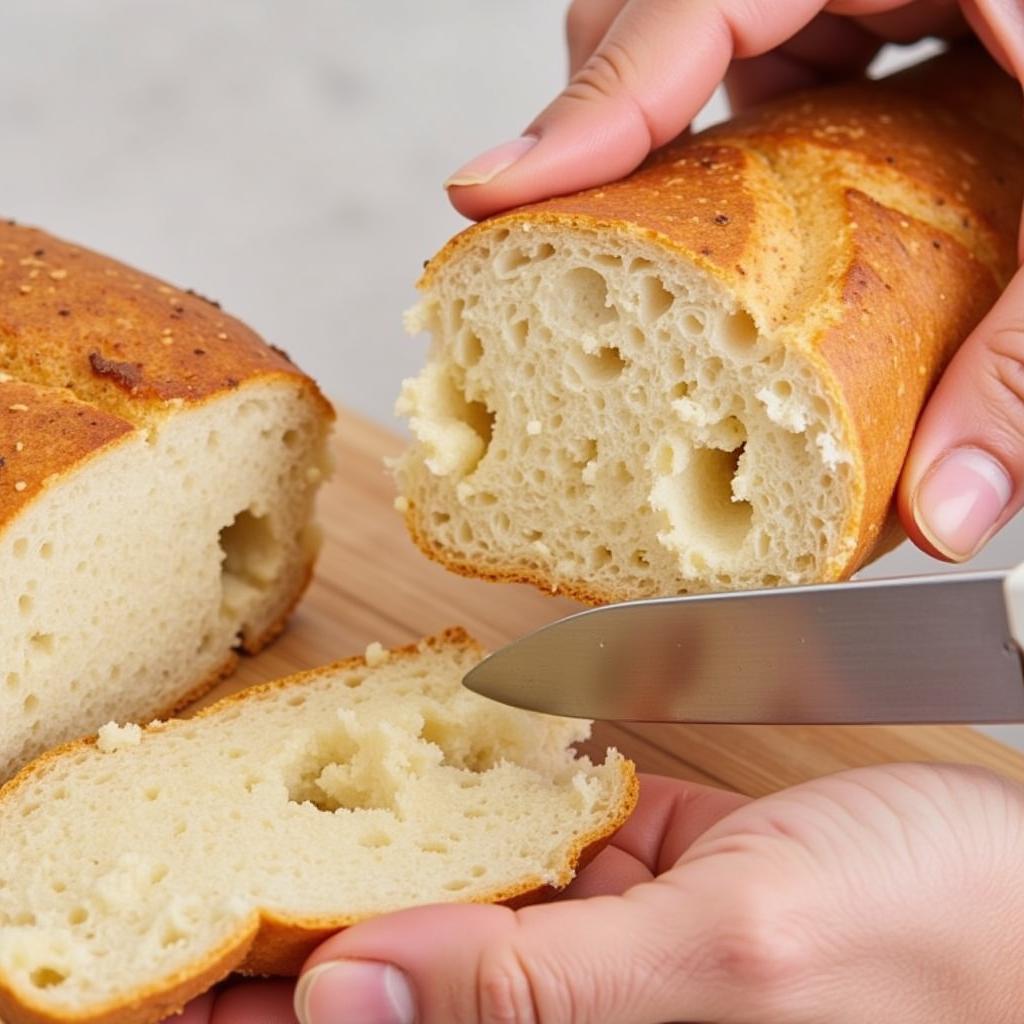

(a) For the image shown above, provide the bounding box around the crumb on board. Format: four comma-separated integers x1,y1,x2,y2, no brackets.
364,642,389,668
97,722,143,753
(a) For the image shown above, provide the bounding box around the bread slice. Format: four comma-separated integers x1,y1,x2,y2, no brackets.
395,46,1023,602
0,629,636,1024
0,221,333,781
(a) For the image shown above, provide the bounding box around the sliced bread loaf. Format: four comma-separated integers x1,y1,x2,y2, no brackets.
0,629,636,1024
395,46,1023,601
0,221,333,780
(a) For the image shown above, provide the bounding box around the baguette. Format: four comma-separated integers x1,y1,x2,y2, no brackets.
0,629,636,1024
0,221,333,780
396,45,1023,601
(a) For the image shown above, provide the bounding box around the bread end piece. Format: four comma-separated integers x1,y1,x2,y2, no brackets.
0,221,335,781
395,49,1019,600
0,628,636,1024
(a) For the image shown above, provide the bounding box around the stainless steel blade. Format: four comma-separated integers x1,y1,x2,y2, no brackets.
463,572,1024,723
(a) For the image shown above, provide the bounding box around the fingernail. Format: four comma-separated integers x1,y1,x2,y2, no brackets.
294,960,415,1024
444,135,538,188
913,447,1012,561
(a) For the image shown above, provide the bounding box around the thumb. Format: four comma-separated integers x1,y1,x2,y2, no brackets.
445,0,829,221
899,263,1024,561
291,882,720,1024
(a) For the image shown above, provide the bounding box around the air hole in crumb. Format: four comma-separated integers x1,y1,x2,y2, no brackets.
39,541,54,560
150,864,169,883
419,841,449,854
612,461,633,485
699,357,724,386
630,550,650,569
23,694,39,713
144,786,161,802
666,444,752,551
718,309,759,357
639,276,674,321
444,879,471,892
456,330,484,368
591,545,613,569
561,267,616,326
628,257,655,273
681,311,706,335
435,371,496,473
569,437,598,468
18,594,33,616
506,320,528,349
29,633,54,655
67,907,88,926
282,429,299,449
13,538,28,558
471,865,487,877
671,381,690,400
218,509,281,613
29,967,67,990
568,344,626,384
359,830,393,849
495,248,531,275
161,925,189,948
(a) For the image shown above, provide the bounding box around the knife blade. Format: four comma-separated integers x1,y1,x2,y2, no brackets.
462,569,1024,723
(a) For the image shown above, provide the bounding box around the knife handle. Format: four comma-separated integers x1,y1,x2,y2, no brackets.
1004,563,1024,650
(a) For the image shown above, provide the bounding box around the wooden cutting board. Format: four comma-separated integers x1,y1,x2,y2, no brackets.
198,408,1024,797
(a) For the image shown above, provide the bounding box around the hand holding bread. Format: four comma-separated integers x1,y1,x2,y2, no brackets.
399,42,1022,600
447,0,1024,569
171,765,1024,1024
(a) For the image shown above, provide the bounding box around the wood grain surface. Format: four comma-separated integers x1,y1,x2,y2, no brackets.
197,408,1024,797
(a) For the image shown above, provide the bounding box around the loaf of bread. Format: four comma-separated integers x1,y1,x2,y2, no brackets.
396,46,1024,602
0,629,636,1024
0,221,333,781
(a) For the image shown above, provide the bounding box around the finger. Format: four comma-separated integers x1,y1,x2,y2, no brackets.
210,980,298,1024
446,0,832,220
294,877,742,1024
564,773,749,896
826,0,965,42
899,264,1024,561
559,843,654,898
566,0,627,76
609,772,751,871
962,0,1024,80
726,13,880,111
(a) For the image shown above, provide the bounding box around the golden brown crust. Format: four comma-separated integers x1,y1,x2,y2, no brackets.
0,629,638,1024
811,187,1001,575
0,378,135,525
411,45,1022,595
0,221,332,423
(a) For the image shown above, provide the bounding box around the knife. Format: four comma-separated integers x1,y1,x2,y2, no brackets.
462,567,1024,723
